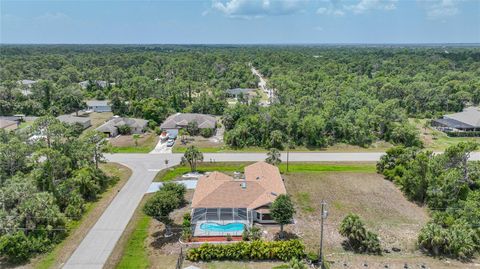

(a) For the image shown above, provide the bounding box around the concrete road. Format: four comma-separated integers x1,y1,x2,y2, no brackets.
63,151,480,268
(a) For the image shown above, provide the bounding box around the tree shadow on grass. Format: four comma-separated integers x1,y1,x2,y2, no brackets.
273,231,299,241
150,223,182,250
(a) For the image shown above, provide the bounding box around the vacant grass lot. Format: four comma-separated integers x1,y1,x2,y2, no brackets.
32,163,131,269
109,132,159,153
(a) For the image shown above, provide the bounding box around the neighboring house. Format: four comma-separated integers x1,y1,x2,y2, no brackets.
432,107,480,132
160,113,216,136
57,115,92,130
226,88,256,99
190,161,287,236
17,79,37,96
79,80,109,89
96,117,148,137
0,119,19,131
86,100,112,113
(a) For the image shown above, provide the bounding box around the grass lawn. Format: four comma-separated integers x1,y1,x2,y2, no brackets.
32,163,132,269
109,132,159,153
115,212,151,269
154,162,376,182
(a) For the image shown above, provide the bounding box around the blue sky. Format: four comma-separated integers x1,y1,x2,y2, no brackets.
1,0,479,44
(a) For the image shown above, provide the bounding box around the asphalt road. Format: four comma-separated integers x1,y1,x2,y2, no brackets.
63,151,480,268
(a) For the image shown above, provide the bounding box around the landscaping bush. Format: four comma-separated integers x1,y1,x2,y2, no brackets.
242,226,262,241
118,125,131,135
200,128,214,138
339,213,381,254
186,239,305,262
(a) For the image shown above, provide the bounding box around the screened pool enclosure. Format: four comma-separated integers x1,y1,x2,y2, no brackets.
191,208,252,236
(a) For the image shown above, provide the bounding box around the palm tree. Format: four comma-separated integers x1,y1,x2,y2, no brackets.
266,148,281,166
181,146,204,172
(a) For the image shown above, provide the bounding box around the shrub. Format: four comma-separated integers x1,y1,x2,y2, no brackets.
118,125,131,135
186,239,305,262
200,128,214,138
243,226,262,241
339,213,381,254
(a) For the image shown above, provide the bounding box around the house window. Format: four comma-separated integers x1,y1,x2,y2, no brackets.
256,212,261,220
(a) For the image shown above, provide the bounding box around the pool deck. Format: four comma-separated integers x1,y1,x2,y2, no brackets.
193,220,249,237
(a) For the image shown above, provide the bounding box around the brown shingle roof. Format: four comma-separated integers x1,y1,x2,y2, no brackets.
191,162,286,209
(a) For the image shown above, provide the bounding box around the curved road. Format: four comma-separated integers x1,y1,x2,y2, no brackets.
63,152,480,268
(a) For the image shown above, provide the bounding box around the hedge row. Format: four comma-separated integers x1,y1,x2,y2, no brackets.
445,131,480,137
186,240,305,262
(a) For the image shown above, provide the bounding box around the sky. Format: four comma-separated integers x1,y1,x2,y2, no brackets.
1,0,479,44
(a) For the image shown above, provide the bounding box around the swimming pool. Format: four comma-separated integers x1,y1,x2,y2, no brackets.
199,222,245,232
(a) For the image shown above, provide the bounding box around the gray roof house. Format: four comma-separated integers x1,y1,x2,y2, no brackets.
96,117,148,137
79,80,109,89
160,113,216,135
226,88,255,98
57,115,92,130
432,107,480,131
86,100,112,113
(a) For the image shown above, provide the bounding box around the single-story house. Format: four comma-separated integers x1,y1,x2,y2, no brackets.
160,113,216,136
57,115,92,130
96,116,148,137
86,100,112,113
226,88,256,99
0,119,19,131
79,80,109,89
432,107,480,132
191,161,287,236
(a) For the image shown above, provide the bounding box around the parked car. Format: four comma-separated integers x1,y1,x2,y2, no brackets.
166,139,175,147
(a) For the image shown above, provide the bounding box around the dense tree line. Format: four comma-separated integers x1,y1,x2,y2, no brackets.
1,45,479,148
0,117,114,263
377,142,480,259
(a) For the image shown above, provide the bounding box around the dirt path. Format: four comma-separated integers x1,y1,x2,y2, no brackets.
27,163,132,269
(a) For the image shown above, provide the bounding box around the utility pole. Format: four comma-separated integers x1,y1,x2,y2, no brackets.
286,145,289,172
319,200,328,268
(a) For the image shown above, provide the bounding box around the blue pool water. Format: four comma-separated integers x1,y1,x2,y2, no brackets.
200,222,245,232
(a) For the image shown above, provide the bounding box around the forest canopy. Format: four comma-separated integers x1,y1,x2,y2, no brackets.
1,45,479,149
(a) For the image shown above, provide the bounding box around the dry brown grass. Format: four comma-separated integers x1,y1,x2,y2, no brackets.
109,132,158,148
284,172,479,269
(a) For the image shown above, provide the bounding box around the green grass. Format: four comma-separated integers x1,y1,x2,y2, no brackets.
116,213,151,269
18,121,33,129
155,162,251,181
279,163,376,173
155,162,376,182
295,192,315,213
109,146,154,153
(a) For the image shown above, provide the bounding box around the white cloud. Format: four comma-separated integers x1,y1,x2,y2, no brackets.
316,0,396,16
212,0,308,19
34,12,70,22
424,0,460,19
344,0,397,14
